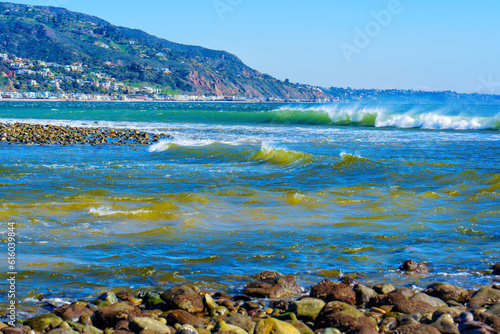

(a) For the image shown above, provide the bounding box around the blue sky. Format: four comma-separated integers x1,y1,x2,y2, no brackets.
6,0,500,93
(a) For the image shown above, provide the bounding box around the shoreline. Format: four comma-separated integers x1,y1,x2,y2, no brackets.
0,98,322,104
1,263,499,334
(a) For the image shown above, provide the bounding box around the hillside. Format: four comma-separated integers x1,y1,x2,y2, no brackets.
0,2,327,100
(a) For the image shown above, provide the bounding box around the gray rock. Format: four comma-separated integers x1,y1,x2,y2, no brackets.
373,283,396,295
430,314,459,334
424,283,470,303
469,287,500,308
160,285,204,313
354,284,378,306
224,313,256,334
411,293,448,308
487,303,500,316
130,317,171,334
288,298,326,322
48,329,79,334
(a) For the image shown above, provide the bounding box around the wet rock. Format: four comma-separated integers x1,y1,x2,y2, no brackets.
98,292,118,305
372,283,395,295
410,293,448,308
379,317,397,334
145,292,166,309
47,329,79,334
1,327,34,334
492,263,500,275
129,317,171,334
313,301,377,334
487,303,500,316
458,311,499,334
116,320,130,331
203,294,218,312
432,307,467,321
399,260,429,274
224,313,256,334
24,313,64,332
393,324,440,334
92,302,141,329
375,290,435,314
469,287,500,308
471,310,500,331
53,304,94,323
396,313,422,326
174,325,198,334
160,285,204,313
162,310,207,327
430,313,459,334
255,317,301,334
215,320,247,334
243,273,302,299
116,291,135,301
424,283,470,303
286,318,313,334
354,284,378,306
309,279,356,306
288,297,325,322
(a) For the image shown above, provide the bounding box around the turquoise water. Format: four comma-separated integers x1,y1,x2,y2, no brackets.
0,101,499,311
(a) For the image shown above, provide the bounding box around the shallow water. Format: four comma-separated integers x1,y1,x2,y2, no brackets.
0,101,499,311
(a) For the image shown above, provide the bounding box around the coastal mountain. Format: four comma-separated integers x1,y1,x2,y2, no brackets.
0,2,327,100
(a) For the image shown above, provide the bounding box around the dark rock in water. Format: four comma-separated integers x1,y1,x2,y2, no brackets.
393,323,441,334
243,273,302,299
91,301,141,329
492,263,500,275
399,260,429,274
162,309,207,327
340,276,362,288
424,282,471,303
471,310,500,332
116,291,135,301
53,304,94,323
259,271,282,280
160,285,204,313
313,301,377,334
310,279,356,306
458,311,499,334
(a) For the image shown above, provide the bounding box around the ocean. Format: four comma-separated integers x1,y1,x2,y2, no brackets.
0,100,499,314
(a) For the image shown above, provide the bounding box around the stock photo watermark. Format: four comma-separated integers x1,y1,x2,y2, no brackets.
475,74,500,94
339,0,409,64
6,222,17,326
213,0,243,21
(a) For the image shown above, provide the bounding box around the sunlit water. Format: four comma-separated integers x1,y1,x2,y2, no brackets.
0,101,499,314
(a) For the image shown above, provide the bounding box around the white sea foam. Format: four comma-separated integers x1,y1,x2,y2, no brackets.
88,206,151,216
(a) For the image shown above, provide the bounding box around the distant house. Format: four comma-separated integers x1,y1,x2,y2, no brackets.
0,53,8,60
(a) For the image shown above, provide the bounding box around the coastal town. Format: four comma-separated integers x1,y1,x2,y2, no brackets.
0,51,328,103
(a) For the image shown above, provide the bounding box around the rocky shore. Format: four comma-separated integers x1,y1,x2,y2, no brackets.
0,123,172,146
1,262,500,334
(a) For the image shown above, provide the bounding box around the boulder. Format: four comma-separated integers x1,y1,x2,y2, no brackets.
129,317,171,334
469,287,500,308
255,318,301,334
471,309,500,331
354,285,378,306
144,292,166,309
399,260,429,274
288,298,325,322
492,262,500,275
160,285,203,313
487,302,500,316
375,290,435,314
162,310,207,327
393,324,440,334
24,314,64,332
92,302,141,329
243,273,302,299
313,301,377,334
423,283,470,303
309,279,356,305
53,304,94,323
98,292,119,305
410,293,448,308
373,283,395,295
224,313,256,334
430,314,459,334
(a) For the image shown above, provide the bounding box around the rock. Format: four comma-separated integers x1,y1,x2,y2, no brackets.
162,310,207,327
53,304,94,323
116,320,130,331
130,317,171,334
0,324,7,331
393,324,441,334
286,319,313,334
399,260,429,274
24,314,64,332
1,327,35,334
116,291,135,301
471,310,500,331
410,293,448,308
424,283,470,303
243,273,302,299
470,287,500,308
396,314,421,326
47,329,79,334
458,311,499,334
288,298,325,322
203,294,218,311
487,303,500,316
492,263,500,275
259,271,282,280
224,313,256,334
372,289,435,314
255,318,301,334
373,283,395,295
98,292,119,305
432,307,467,321
309,279,356,306
313,301,377,334
160,285,204,313
174,325,198,334
215,320,247,334
92,302,141,329
354,284,378,306
430,314,459,334
145,292,166,309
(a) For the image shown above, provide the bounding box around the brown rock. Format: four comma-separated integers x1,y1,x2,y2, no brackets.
310,279,356,306
393,324,441,334
376,290,436,314
53,304,94,323
423,283,471,303
471,310,500,331
313,301,377,334
116,291,136,301
399,260,429,274
1,327,34,334
160,285,204,313
162,310,207,327
116,320,130,331
492,263,500,275
243,274,302,299
469,287,500,308
92,301,141,329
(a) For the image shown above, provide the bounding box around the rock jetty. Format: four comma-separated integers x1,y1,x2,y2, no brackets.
2,264,500,334
0,123,171,146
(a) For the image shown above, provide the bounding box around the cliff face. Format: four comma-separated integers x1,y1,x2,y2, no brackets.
0,2,327,100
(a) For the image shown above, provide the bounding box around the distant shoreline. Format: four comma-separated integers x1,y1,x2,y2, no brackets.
0,98,323,104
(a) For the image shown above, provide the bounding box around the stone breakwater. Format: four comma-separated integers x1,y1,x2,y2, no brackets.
1,263,500,334
0,123,172,146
